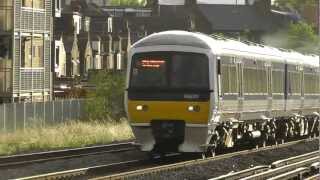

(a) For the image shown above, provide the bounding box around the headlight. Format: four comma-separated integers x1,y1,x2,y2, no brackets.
187,105,200,112
136,105,148,111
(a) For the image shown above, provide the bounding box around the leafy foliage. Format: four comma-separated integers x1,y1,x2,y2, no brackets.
110,0,146,7
274,0,316,10
287,22,319,53
267,0,320,54
262,22,319,54
86,71,126,121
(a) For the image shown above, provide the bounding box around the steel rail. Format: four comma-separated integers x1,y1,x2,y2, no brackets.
17,159,147,180
209,166,269,180
16,154,188,180
0,141,137,168
17,168,87,180
92,138,316,180
241,156,319,180
210,150,319,180
271,151,319,168
266,167,309,180
305,174,320,180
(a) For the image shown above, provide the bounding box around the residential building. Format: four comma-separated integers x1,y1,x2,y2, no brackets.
150,0,296,41
53,0,152,79
0,0,53,103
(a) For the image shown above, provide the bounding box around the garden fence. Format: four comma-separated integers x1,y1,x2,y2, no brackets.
0,99,86,132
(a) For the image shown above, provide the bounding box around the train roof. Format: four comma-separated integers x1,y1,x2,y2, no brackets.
132,31,319,68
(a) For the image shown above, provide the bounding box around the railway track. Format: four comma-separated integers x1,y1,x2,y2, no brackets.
0,141,137,168
17,138,316,180
18,159,149,180
242,153,319,180
305,174,320,180
18,153,188,180
211,150,319,180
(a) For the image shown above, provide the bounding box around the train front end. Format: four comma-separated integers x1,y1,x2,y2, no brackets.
125,27,221,153
125,47,213,153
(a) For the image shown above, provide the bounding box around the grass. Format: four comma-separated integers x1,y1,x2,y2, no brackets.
0,119,134,156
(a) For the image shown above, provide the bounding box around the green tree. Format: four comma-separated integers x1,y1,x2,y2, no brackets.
110,0,146,6
262,22,319,54
274,0,316,10
287,22,319,53
270,0,319,54
85,71,126,121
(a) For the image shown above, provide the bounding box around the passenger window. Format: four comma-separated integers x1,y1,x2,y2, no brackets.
220,56,237,95
287,65,301,95
304,67,319,95
272,63,285,95
243,59,267,95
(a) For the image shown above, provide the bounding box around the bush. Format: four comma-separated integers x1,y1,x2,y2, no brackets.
86,71,126,121
0,119,133,156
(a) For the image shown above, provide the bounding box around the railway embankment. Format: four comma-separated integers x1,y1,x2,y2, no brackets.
3,139,318,180
95,139,318,180
0,142,144,180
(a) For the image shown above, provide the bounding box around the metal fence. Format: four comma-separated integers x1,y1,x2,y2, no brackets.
0,99,86,132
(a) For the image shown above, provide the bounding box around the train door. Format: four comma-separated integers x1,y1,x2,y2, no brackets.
236,57,243,113
266,63,272,112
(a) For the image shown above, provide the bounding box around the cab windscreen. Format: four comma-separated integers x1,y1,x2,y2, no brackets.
130,51,209,91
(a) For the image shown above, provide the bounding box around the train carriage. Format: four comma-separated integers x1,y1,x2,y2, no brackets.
125,31,320,155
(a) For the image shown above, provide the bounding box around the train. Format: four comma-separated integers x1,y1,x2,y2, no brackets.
125,31,320,156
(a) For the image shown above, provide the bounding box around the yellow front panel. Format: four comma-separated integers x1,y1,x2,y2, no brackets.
128,100,210,124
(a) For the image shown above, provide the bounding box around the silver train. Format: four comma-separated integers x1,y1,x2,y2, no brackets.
125,31,320,155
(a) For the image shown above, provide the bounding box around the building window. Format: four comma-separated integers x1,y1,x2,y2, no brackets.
21,37,32,67
0,1,13,32
22,0,33,8
55,0,60,9
22,0,44,9
73,15,82,34
0,36,12,93
21,36,44,68
32,37,44,67
0,36,11,60
33,0,44,9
